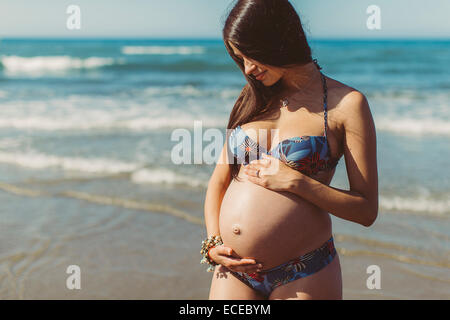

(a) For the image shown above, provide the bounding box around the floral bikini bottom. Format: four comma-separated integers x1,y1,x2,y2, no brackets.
227,236,337,298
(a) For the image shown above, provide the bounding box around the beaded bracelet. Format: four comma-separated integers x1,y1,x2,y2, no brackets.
200,235,223,272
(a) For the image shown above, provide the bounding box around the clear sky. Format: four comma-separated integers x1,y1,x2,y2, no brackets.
0,0,449,39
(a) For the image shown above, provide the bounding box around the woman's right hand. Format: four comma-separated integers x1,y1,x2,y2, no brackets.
208,245,263,273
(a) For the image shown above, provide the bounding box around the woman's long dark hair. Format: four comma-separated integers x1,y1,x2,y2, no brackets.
223,0,313,181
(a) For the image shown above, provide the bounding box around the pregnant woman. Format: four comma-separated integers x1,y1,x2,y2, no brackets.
202,0,378,300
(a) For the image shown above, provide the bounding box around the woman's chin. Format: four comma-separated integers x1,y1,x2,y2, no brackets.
259,78,274,86
264,78,280,87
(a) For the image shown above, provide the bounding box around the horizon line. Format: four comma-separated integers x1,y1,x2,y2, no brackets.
1,36,449,41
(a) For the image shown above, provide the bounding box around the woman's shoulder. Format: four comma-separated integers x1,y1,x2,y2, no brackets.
325,76,370,121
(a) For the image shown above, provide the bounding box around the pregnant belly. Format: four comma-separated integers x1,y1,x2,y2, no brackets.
219,172,332,270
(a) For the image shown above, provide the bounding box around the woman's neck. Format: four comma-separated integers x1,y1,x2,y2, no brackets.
279,61,322,97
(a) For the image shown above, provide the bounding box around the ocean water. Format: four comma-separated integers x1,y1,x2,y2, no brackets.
0,38,449,299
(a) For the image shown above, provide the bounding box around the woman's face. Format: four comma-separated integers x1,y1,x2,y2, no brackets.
228,41,284,86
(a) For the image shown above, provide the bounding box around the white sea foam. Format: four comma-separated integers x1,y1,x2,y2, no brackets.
0,115,225,131
1,88,447,135
0,55,116,74
380,195,450,216
121,46,205,55
368,88,450,136
143,85,204,97
375,117,450,136
131,168,207,188
0,150,208,188
219,88,242,99
0,151,138,174
142,85,240,99
0,137,26,149
0,93,230,132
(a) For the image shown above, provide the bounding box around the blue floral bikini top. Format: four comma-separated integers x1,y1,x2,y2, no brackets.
228,64,339,177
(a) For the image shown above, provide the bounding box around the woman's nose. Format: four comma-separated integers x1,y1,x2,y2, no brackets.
244,59,257,75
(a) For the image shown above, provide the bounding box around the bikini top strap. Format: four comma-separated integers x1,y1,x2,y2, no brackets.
312,59,322,71
320,72,328,140
314,59,328,140
322,73,328,140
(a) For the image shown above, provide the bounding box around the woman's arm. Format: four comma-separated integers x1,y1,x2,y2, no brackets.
245,91,379,227
204,172,230,237
288,92,378,226
203,141,262,272
204,140,232,236
290,91,378,226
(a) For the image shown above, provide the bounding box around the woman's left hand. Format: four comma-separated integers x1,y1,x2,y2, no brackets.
243,153,301,192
